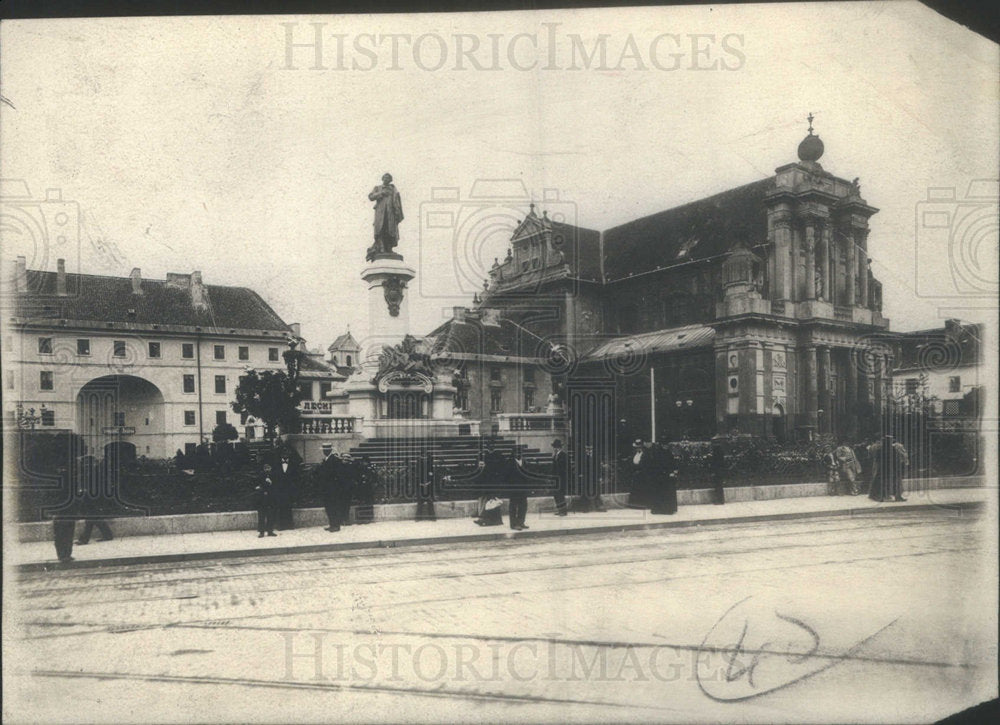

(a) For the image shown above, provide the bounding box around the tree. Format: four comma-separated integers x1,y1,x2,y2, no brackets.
231,369,302,443
211,422,239,444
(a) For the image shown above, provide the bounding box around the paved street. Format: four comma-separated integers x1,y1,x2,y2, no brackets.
5,506,997,723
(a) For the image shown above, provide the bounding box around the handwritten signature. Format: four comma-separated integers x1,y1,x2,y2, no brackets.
695,596,897,702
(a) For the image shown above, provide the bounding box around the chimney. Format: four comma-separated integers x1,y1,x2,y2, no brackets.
190,270,208,311
452,306,467,322
130,267,143,295
15,256,27,293
56,259,67,296
289,322,302,339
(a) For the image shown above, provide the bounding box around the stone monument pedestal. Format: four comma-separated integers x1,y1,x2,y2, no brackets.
361,253,416,361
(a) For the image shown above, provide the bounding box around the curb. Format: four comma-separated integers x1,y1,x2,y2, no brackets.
17,499,985,573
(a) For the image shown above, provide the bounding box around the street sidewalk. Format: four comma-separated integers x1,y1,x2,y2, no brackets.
14,486,991,572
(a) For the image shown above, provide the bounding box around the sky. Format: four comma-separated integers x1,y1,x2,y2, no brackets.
1,2,997,352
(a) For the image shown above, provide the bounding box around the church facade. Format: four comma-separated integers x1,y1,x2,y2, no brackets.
472,124,893,450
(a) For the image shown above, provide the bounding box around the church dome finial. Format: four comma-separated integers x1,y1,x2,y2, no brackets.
797,111,824,162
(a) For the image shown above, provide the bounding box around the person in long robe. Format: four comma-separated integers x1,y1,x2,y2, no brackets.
367,173,404,260
869,434,909,502
649,442,679,515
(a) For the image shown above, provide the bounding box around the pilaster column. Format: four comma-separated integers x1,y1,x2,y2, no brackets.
872,352,883,414
845,228,857,307
804,222,817,300
772,214,792,300
803,345,818,431
845,347,859,439
819,224,831,302
858,228,870,308
817,345,831,434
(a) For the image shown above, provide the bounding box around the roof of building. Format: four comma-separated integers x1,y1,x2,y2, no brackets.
601,178,774,282
582,324,716,361
15,270,290,333
328,331,360,351
297,352,350,380
892,320,983,373
424,311,555,361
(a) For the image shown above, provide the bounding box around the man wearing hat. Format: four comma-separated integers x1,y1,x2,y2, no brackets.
551,439,569,516
629,438,658,509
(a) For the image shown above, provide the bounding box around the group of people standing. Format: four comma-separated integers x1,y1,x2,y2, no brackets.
252,445,377,537
825,434,910,502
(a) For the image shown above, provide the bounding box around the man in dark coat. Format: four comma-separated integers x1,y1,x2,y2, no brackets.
355,456,377,524
506,452,532,530
254,464,277,537
551,439,569,516
52,455,97,563
573,444,607,513
269,447,300,530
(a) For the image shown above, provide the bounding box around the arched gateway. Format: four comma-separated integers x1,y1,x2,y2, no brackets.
76,375,166,459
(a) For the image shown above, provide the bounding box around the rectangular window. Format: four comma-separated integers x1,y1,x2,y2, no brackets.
319,382,332,399
490,367,502,382
114,412,126,426
184,411,196,426
523,366,535,383
40,370,54,390
38,337,53,354
214,345,225,360
215,375,226,394
905,378,920,395
268,347,279,362
77,339,90,356
299,381,313,400
41,409,55,426
948,375,961,393
182,343,194,359
183,374,195,393
490,389,503,413
148,341,161,358
524,389,534,410
113,340,126,358
216,411,227,425
238,346,249,361
5,371,13,390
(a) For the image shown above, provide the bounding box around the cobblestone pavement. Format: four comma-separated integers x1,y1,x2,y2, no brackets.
5,508,997,723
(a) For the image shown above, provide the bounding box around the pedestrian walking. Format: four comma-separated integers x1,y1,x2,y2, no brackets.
649,441,679,515
869,434,909,502
710,439,727,505
254,464,277,537
833,440,863,495
76,454,113,545
551,438,569,516
823,447,840,495
415,451,436,521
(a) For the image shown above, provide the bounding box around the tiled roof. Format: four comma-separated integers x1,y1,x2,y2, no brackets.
328,331,360,351
298,353,349,379
425,313,555,360
15,270,290,333
602,178,774,282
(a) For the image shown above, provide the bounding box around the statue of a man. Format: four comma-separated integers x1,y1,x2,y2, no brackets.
367,173,404,261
